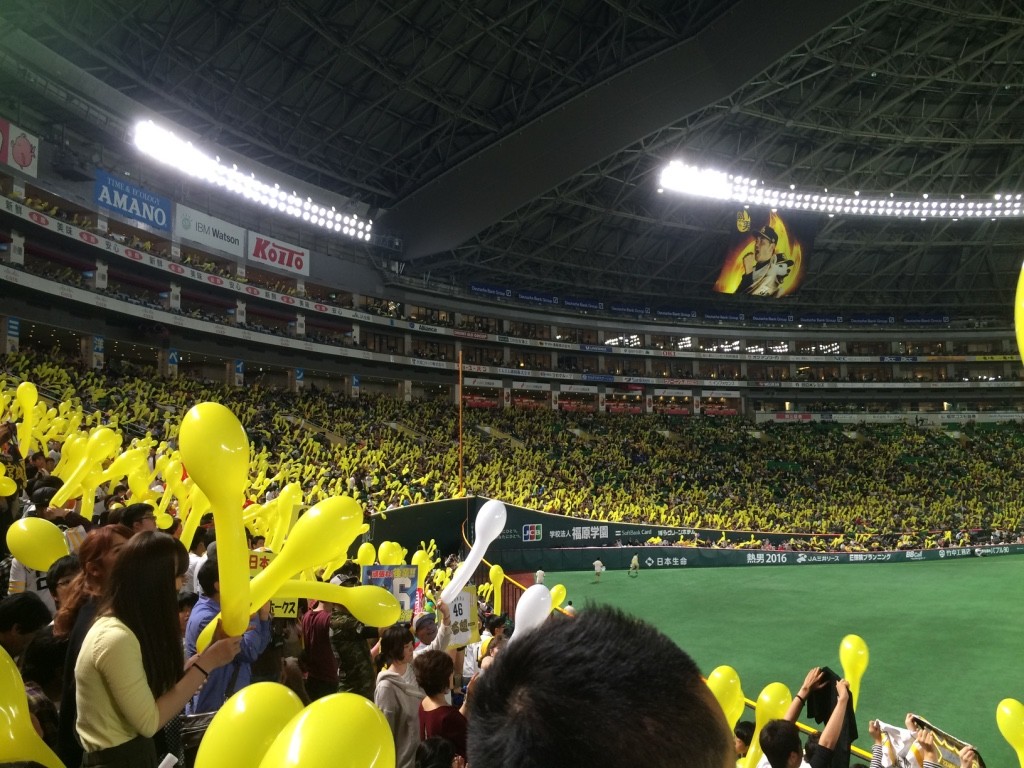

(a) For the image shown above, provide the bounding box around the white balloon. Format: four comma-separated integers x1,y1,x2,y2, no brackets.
439,499,507,605
507,584,551,644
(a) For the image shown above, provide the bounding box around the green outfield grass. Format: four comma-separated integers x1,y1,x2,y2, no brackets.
546,557,1024,766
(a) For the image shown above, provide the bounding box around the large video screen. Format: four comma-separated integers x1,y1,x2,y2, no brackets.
714,209,816,298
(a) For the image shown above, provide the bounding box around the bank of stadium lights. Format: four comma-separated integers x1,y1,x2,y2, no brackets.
657,160,1024,220
133,120,372,241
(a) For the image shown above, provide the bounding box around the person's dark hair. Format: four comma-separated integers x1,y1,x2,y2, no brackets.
188,533,206,554
412,649,454,697
177,591,199,611
26,476,62,505
45,554,80,600
467,605,732,768
106,505,125,526
759,720,803,768
0,592,51,634
21,629,66,688
379,623,414,665
803,731,820,763
53,524,133,638
164,516,182,536
197,556,219,596
484,614,506,633
27,485,59,517
416,736,457,768
98,531,188,697
735,720,755,751
120,502,155,529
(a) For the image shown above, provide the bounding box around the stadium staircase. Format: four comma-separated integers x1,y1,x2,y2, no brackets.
387,420,426,441
474,424,525,449
282,414,346,445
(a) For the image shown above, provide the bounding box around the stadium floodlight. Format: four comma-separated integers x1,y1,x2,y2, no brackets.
658,160,1024,219
133,120,373,242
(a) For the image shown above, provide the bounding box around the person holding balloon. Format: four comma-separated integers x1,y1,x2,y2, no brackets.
74,531,242,768
376,599,453,768
184,557,273,714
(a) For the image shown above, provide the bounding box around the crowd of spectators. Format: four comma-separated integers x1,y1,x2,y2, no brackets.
0,349,1020,551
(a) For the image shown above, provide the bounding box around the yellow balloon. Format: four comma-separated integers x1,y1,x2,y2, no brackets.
999,698,1024,768
0,476,15,497
6,518,69,572
156,513,175,530
179,402,251,636
1016,259,1024,362
410,550,432,592
356,542,377,567
744,682,791,768
839,634,869,711
198,496,365,652
275,581,400,627
706,665,745,730
195,682,304,768
267,482,303,554
549,584,566,610
15,381,37,455
52,427,120,507
258,693,395,768
378,541,403,566
0,646,64,768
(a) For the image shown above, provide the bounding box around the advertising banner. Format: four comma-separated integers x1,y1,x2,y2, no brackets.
247,231,310,276
175,204,246,258
0,118,39,177
94,169,171,231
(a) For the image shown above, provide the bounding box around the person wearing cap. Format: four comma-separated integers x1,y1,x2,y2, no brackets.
329,564,379,700
738,224,795,297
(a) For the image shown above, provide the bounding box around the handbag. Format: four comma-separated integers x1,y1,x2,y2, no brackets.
180,662,241,767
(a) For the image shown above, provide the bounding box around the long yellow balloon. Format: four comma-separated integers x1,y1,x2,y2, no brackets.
1016,259,1024,360
52,427,120,507
0,646,63,768
195,683,304,768
745,682,791,768
179,403,251,636
258,693,395,768
275,581,400,627
198,496,366,651
839,634,869,711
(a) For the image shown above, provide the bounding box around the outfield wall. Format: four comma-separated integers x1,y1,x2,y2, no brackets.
491,543,1024,571
365,497,1019,570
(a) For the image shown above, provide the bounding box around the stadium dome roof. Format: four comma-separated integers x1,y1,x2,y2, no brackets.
2,0,1023,317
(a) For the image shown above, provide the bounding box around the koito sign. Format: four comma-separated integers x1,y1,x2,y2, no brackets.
247,232,309,276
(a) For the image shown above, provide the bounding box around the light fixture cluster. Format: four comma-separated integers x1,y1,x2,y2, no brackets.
658,160,1024,220
134,120,373,240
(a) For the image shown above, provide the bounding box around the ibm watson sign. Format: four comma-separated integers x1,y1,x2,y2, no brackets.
174,204,246,259
94,170,172,232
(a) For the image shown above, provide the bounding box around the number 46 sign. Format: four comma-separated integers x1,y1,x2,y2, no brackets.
362,565,479,647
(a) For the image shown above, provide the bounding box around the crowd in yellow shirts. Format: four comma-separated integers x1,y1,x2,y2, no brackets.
5,349,1023,550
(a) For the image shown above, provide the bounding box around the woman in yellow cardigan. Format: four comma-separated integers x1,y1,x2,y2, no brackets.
74,532,241,767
